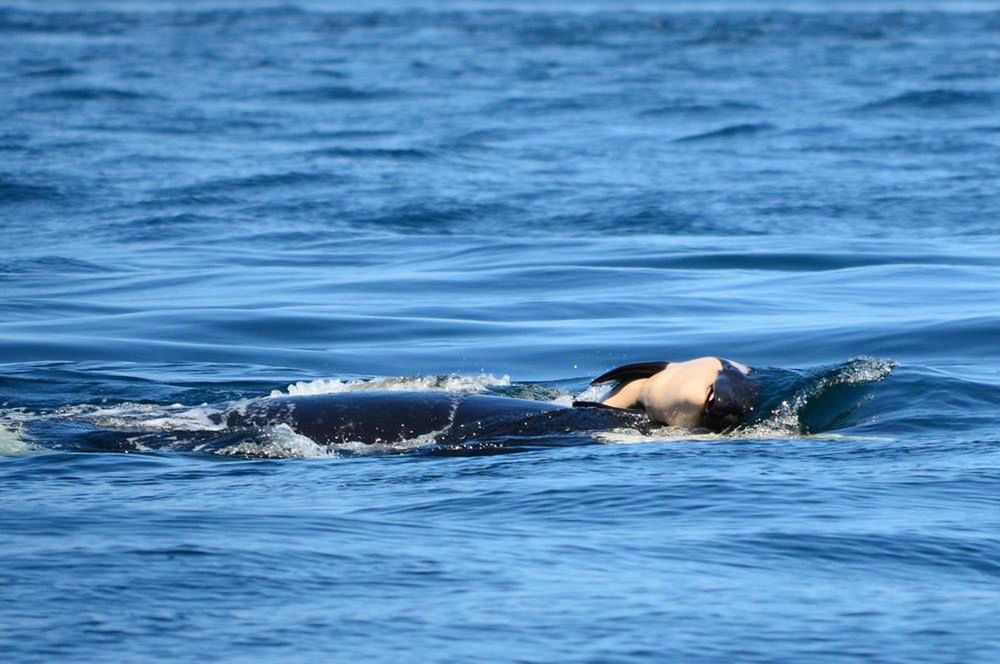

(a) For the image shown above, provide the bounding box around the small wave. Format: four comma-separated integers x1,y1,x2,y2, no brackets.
23,65,81,78
0,134,28,153
674,123,776,142
743,357,896,437
283,129,398,141
0,176,61,203
104,213,223,242
556,205,719,235
31,86,156,101
932,71,996,83
685,21,766,46
156,171,339,198
443,127,528,151
271,374,511,398
0,8,139,35
268,86,398,102
304,147,431,160
351,202,510,234
487,95,591,115
639,100,763,118
856,89,996,112
0,255,114,276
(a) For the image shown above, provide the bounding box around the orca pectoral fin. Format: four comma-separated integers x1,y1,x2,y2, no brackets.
590,361,670,386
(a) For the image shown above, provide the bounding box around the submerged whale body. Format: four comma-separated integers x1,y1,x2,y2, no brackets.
220,391,653,447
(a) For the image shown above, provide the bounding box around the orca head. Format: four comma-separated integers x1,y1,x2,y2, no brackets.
701,359,757,433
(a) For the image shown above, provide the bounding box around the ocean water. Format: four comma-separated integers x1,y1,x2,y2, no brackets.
3,1,1000,661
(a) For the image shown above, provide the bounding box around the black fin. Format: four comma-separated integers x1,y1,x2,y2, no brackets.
590,361,669,386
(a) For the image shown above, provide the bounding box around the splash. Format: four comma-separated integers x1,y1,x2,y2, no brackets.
271,373,511,397
741,356,895,437
213,423,449,459
0,420,33,456
571,383,613,405
594,426,713,445
52,401,227,432
212,424,338,459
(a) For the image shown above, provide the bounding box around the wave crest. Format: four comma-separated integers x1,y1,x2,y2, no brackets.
743,357,896,437
0,421,33,456
271,373,511,397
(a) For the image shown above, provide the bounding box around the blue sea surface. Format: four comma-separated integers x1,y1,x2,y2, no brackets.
3,1,1000,661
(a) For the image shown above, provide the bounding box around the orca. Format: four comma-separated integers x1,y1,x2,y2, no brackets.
577,356,756,432
218,357,757,447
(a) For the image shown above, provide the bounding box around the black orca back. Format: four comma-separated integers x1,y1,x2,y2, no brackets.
225,391,566,446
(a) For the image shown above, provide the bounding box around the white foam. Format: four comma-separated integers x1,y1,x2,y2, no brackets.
594,426,712,444
550,393,576,407
571,383,613,405
51,401,227,432
834,356,896,385
328,426,448,456
741,356,896,438
271,373,512,397
0,421,33,456
215,423,338,458
213,423,448,458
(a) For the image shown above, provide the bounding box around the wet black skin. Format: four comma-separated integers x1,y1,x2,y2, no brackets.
220,391,653,446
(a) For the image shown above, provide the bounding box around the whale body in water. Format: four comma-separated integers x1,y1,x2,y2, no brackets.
219,391,653,447
216,357,757,447
34,357,756,454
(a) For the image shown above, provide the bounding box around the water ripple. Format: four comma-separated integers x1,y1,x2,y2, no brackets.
675,122,777,142
857,89,997,112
